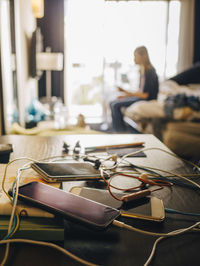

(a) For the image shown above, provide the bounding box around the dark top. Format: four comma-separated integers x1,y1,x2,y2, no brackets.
143,68,159,100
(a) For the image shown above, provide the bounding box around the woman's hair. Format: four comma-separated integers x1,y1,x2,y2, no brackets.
134,46,152,70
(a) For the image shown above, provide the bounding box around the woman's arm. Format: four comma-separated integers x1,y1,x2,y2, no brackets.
117,90,149,99
126,91,149,99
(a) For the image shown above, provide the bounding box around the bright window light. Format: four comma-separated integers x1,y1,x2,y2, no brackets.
65,0,180,123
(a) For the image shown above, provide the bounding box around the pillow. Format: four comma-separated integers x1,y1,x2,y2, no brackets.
124,100,164,120
169,62,200,85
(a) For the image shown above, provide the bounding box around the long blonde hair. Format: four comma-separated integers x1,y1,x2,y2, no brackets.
134,46,152,70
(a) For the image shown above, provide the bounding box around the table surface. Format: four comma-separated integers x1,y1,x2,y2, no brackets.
0,134,199,266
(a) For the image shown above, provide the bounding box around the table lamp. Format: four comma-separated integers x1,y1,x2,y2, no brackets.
36,47,63,102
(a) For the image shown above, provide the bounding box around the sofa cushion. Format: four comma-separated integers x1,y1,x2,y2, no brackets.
163,122,200,159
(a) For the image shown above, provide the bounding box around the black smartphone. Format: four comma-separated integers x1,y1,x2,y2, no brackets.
31,162,102,182
70,187,165,222
8,182,120,230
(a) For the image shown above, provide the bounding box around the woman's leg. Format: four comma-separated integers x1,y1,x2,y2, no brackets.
110,97,140,132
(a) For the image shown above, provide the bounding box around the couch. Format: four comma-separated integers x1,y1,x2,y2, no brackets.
124,63,200,160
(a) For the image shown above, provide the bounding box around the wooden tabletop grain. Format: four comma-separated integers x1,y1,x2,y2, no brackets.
0,134,186,172
0,134,199,266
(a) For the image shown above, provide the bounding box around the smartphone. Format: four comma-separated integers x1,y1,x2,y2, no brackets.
70,187,165,222
31,162,102,182
8,182,120,230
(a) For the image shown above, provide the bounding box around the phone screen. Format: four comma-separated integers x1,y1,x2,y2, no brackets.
10,182,120,229
70,187,165,221
31,162,101,181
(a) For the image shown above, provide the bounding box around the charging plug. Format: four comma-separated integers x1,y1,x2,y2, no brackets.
121,189,151,202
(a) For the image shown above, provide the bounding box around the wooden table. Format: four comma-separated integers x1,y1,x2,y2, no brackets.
0,134,199,266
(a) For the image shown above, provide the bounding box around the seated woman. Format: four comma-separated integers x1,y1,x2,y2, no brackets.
109,46,159,132
123,63,200,159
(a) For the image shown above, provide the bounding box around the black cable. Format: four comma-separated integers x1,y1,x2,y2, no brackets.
128,162,199,189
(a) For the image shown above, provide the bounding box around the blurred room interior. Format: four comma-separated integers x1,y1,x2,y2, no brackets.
0,0,200,159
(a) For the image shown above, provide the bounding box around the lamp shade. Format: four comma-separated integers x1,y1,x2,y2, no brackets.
31,0,44,18
36,52,63,71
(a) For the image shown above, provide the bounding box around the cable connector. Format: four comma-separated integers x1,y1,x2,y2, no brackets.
73,141,81,159
121,189,151,202
83,156,101,169
63,142,70,153
112,220,125,228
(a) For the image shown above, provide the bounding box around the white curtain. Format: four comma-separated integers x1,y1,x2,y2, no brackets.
106,0,195,74
0,87,3,135
177,0,194,73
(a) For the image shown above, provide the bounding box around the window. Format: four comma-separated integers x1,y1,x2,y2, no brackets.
64,0,180,124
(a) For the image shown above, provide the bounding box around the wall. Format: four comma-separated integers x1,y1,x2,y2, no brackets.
0,53,4,135
0,0,16,133
14,0,37,127
194,0,200,63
